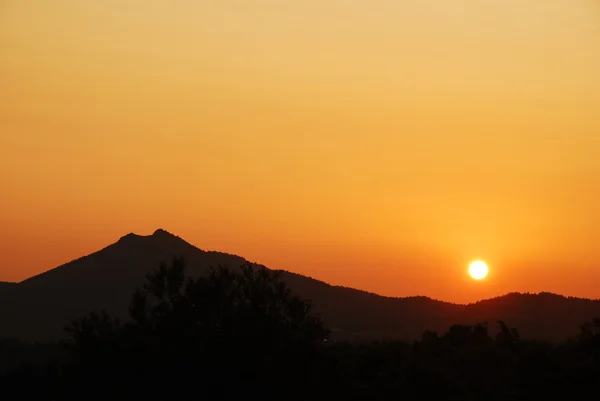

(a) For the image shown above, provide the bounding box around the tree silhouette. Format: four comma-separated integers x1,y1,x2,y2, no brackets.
61,258,329,400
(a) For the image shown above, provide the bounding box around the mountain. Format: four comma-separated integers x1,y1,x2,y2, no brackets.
0,282,17,291
0,229,247,341
0,282,17,304
0,229,599,342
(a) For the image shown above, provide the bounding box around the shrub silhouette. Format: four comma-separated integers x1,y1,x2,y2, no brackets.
61,258,329,400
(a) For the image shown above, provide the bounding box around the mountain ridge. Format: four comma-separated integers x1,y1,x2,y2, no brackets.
8,229,595,304
1,228,599,342
16,229,585,301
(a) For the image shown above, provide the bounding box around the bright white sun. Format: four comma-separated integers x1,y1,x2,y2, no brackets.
469,260,489,280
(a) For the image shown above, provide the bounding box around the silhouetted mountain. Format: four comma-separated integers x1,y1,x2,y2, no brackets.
0,282,17,292
1,229,246,341
281,271,462,341
0,282,17,305
0,229,599,342
462,292,600,340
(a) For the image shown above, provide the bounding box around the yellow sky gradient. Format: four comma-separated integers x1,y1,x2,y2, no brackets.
1,0,599,303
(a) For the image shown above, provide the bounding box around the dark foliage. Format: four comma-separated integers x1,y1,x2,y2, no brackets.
2,258,600,400
60,258,327,400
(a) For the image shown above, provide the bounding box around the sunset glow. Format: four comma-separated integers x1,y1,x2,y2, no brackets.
1,1,599,303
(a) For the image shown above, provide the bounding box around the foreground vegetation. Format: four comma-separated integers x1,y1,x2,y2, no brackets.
2,258,600,400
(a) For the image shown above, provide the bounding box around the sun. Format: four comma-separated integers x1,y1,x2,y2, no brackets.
468,260,489,280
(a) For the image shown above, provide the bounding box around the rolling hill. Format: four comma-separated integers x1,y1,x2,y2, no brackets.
0,229,598,342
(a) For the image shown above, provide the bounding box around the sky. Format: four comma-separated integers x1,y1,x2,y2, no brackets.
1,0,599,303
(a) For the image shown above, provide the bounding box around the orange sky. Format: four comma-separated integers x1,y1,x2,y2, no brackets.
1,1,599,303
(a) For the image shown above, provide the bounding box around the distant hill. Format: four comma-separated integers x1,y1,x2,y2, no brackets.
0,229,598,342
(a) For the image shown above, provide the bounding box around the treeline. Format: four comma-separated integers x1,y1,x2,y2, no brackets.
1,258,600,400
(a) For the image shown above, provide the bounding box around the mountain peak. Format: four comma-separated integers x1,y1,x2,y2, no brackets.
152,228,173,237
116,229,178,244
118,232,142,242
